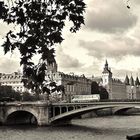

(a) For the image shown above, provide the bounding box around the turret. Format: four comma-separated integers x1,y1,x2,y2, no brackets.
105,60,108,69
124,75,129,85
102,60,112,86
102,60,112,74
130,76,134,86
135,77,140,86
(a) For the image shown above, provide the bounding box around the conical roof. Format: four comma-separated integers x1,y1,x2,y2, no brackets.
130,76,134,86
102,60,112,74
135,77,140,86
124,75,129,85
105,60,108,68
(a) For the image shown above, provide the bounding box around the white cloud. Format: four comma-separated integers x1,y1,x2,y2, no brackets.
0,0,140,79
0,57,20,73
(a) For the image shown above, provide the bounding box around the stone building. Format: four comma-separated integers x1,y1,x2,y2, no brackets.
93,60,140,100
45,61,92,99
0,72,25,92
125,75,140,100
0,61,91,98
101,60,127,100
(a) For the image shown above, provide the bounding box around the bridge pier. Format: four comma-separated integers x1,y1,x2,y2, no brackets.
37,106,51,126
0,107,5,124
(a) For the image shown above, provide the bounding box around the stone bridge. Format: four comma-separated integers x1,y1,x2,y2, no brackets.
0,102,50,126
0,101,140,126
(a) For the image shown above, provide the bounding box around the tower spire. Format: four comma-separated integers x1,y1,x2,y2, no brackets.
124,75,129,85
105,59,108,69
135,76,140,86
130,75,134,86
102,59,112,74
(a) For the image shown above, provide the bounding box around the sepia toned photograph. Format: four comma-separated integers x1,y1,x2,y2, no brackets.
0,0,140,140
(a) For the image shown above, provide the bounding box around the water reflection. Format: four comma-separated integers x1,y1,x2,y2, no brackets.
0,115,140,140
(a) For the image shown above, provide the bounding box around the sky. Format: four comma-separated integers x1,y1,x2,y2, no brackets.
0,0,140,80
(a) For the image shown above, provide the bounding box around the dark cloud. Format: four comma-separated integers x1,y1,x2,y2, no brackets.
56,47,84,70
79,37,140,60
60,55,83,68
85,0,137,34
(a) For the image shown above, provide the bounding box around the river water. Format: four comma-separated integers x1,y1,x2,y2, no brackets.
0,115,140,140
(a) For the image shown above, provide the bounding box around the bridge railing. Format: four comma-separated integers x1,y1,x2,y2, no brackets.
100,99,140,102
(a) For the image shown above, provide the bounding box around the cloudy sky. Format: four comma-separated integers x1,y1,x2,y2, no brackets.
0,0,140,80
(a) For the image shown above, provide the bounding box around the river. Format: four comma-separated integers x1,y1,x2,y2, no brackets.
0,115,140,140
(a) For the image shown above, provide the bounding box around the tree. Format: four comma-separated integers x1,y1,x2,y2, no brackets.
22,91,34,101
0,85,21,101
91,81,109,100
91,81,100,94
99,86,109,100
0,0,86,98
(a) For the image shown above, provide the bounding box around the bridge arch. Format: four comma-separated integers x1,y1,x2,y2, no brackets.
50,105,140,124
50,105,116,123
113,107,133,115
5,108,39,125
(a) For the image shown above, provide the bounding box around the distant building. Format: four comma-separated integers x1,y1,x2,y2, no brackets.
101,60,127,100
92,60,140,100
45,61,92,99
0,61,91,97
2,59,140,101
125,75,140,100
0,72,26,92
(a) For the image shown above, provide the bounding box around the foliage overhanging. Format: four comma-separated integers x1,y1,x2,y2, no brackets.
0,0,86,96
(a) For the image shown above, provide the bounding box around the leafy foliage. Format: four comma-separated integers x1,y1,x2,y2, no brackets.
91,81,100,94
91,81,109,100
22,91,37,101
0,0,86,97
0,86,21,101
99,86,109,100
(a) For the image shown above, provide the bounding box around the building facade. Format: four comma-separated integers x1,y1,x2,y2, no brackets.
45,61,92,99
101,60,127,100
0,72,25,92
93,60,140,100
125,75,140,100
2,60,140,101
0,61,91,98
